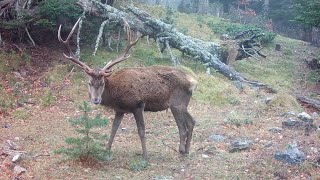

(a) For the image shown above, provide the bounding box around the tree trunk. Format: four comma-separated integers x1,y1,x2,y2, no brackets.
263,0,269,16
197,0,209,14
77,0,276,92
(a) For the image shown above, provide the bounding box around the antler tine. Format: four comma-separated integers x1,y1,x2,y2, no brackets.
58,17,82,45
58,17,95,75
100,20,141,75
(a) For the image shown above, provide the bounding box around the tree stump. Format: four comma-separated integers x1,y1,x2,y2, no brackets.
275,44,281,51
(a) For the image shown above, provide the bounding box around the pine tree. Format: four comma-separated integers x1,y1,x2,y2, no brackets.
294,0,320,27
55,101,110,164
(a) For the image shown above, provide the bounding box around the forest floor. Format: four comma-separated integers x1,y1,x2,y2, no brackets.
1,6,320,180
0,39,319,180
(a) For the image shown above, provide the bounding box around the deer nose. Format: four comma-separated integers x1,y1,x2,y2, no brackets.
92,98,101,105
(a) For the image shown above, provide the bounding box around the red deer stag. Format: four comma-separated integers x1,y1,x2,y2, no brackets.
58,17,197,161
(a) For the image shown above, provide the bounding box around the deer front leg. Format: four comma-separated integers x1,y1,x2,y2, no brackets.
133,104,148,161
107,111,124,150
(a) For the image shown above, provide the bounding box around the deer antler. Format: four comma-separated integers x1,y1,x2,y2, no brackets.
58,17,95,75
99,20,141,76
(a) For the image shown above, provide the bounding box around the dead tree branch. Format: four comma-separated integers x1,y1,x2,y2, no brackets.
76,0,276,93
165,39,178,66
297,96,320,110
235,29,267,60
25,27,35,46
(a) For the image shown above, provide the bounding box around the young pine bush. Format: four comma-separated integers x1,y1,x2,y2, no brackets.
207,21,276,44
55,101,110,163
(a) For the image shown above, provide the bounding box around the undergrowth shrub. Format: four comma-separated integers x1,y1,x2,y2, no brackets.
161,6,176,25
130,159,148,172
41,88,55,107
0,86,15,114
225,111,253,127
37,0,82,30
55,101,110,164
0,52,29,75
207,21,276,44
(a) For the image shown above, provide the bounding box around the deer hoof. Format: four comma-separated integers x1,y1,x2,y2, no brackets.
179,146,186,154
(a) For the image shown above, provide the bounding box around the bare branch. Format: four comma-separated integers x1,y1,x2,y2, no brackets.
165,40,178,66
93,20,109,56
25,27,35,46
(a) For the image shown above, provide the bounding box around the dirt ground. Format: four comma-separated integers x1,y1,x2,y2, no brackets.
1,45,320,179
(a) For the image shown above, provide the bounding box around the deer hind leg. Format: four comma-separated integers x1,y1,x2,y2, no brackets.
107,111,124,150
170,106,188,154
170,92,195,154
184,111,195,154
133,103,148,161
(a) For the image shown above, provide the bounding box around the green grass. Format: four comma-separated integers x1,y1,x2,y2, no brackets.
193,73,240,106
41,88,56,107
0,52,31,76
225,111,253,127
232,51,298,91
307,69,320,83
261,92,302,113
42,64,70,85
130,160,148,172
2,3,320,179
12,109,30,120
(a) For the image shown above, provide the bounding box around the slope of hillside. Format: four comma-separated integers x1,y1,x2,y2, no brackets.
0,4,319,179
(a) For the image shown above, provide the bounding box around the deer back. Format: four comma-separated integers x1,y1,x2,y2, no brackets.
101,66,197,112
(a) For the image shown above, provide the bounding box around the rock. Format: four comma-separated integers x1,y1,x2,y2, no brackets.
312,112,319,118
153,176,174,180
280,111,296,117
310,147,318,153
268,127,283,133
205,67,210,75
274,143,306,165
265,97,272,105
2,124,10,128
209,134,226,142
263,141,274,148
204,146,216,155
12,154,22,163
229,139,252,152
13,71,24,80
304,123,317,136
202,154,210,158
2,140,19,155
282,118,303,129
19,68,28,77
298,112,313,123
282,115,317,135
13,165,27,176
275,44,281,51
220,34,230,40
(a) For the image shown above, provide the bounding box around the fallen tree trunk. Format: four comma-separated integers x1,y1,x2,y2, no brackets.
297,96,320,110
77,0,276,93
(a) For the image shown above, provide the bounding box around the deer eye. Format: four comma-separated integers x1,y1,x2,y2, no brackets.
88,82,93,86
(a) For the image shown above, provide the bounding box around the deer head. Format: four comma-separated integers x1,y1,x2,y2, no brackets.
58,17,140,104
